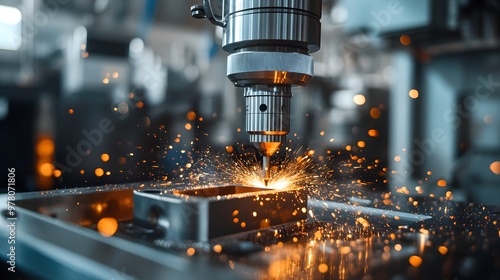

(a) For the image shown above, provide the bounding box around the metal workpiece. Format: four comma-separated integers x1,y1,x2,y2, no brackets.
2,185,252,280
133,185,307,241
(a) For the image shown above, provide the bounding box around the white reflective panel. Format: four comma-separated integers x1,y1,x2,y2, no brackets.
0,5,22,51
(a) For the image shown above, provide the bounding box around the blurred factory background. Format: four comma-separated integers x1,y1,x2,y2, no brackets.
0,0,499,206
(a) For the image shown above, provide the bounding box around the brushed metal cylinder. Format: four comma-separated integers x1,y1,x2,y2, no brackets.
244,85,291,143
223,0,321,53
227,51,314,87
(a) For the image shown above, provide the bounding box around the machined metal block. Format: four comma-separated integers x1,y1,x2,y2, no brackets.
133,186,307,241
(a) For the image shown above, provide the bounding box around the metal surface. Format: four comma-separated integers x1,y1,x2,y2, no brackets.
0,184,252,280
222,0,321,52
133,185,307,241
1,183,500,279
227,52,314,87
243,85,291,143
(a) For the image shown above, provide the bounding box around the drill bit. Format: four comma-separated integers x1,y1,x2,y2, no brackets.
254,142,280,186
262,155,270,186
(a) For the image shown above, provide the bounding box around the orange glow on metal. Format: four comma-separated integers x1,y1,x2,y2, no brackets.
216,151,316,190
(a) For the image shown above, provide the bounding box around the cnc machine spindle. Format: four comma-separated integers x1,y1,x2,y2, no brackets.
192,0,321,184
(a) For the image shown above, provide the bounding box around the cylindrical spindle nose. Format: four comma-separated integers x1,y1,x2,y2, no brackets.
244,85,291,142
